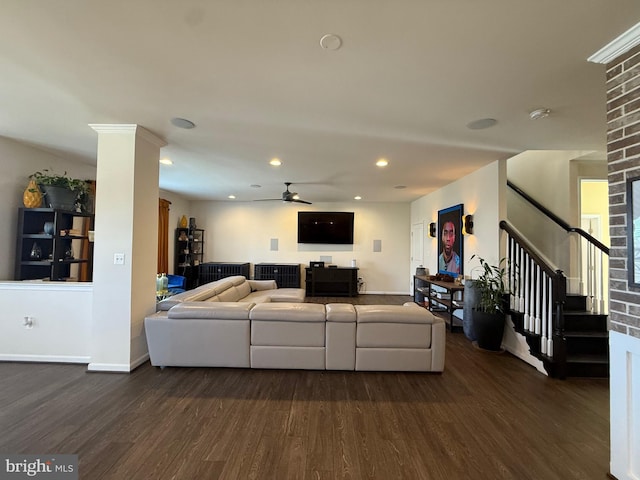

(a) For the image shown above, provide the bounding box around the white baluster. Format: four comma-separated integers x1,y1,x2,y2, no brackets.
518,247,524,313
524,252,530,331
547,276,553,359
541,271,547,355
535,264,541,335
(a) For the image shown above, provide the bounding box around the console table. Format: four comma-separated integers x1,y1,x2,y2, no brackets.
305,267,359,297
413,275,464,331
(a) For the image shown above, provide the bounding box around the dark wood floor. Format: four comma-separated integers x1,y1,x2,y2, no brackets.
0,295,610,479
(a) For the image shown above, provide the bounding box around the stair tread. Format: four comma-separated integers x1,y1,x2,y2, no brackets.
564,330,608,338
564,310,607,317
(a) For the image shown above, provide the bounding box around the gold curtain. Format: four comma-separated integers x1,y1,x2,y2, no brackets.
158,198,172,273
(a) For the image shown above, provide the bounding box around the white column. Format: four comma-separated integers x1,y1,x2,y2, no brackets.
88,124,166,372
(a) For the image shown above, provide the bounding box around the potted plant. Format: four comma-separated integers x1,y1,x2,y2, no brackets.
467,255,509,351
29,169,90,212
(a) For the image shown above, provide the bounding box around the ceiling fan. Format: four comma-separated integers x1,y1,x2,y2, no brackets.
255,182,312,205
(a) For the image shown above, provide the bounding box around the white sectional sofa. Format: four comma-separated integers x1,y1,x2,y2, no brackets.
145,276,445,372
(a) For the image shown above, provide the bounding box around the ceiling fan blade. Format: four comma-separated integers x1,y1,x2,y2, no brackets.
254,198,282,202
292,199,312,205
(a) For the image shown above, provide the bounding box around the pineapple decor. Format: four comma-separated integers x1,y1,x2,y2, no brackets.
23,179,43,208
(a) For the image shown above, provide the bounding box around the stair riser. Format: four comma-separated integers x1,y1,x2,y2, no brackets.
563,315,608,332
565,338,609,356
565,295,587,311
566,363,609,378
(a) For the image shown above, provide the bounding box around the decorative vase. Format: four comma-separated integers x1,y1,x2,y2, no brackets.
29,242,42,260
473,310,506,351
43,222,54,236
462,280,478,342
179,215,188,228
23,179,43,208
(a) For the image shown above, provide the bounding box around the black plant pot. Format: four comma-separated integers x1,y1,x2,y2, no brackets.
473,310,505,351
41,185,77,211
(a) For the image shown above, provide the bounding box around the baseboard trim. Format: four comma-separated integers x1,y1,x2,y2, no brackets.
0,354,90,364
87,362,132,373
130,353,149,371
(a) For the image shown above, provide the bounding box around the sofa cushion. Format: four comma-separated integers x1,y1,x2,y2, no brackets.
357,323,432,348
235,280,252,299
326,303,356,322
250,303,325,322
266,288,306,303
217,286,242,302
242,291,274,303
251,321,325,346
355,305,434,324
168,301,254,320
248,279,277,291
156,282,218,310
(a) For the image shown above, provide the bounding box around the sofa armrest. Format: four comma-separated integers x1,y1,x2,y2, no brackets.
248,279,277,291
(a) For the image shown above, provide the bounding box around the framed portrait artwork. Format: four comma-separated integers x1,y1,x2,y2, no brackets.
627,178,640,287
438,204,464,278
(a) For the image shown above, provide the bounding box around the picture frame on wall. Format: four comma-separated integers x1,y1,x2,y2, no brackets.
627,178,640,287
438,203,464,278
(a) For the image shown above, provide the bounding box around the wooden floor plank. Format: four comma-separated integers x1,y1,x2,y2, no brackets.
0,294,610,479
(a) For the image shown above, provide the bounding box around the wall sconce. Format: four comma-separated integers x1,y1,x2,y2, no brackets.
429,222,436,237
464,215,474,235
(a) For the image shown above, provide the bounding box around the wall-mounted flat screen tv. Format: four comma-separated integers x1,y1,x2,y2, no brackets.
298,211,354,244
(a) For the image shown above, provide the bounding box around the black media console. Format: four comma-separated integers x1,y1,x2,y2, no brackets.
305,267,359,297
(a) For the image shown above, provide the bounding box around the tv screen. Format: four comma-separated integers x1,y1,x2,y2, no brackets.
298,211,354,244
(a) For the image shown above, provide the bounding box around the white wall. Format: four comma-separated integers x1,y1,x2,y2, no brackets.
0,136,96,280
411,160,505,274
190,201,410,294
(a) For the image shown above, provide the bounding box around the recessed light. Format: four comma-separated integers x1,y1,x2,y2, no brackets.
269,158,282,166
467,118,497,130
170,117,196,129
228,195,236,199
250,184,262,188
354,196,362,200
394,185,406,189
376,158,389,167
159,158,173,165
529,108,551,120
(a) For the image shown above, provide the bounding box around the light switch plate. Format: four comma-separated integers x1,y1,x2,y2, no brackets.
114,253,125,265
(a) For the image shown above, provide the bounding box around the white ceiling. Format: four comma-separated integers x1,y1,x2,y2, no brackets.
1,1,638,203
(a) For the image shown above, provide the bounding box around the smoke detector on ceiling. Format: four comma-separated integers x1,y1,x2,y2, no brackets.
320,34,342,50
529,108,551,120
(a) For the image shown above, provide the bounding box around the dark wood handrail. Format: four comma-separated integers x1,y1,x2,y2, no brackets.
500,220,563,279
507,180,610,255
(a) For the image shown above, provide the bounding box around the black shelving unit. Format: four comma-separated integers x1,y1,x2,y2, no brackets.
174,227,205,289
199,262,250,284
305,267,359,297
254,263,301,288
413,275,464,331
15,208,94,282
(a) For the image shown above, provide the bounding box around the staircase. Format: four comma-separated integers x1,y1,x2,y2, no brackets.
510,293,609,378
502,183,610,379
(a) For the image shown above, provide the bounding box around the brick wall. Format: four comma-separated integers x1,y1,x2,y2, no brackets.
607,43,640,338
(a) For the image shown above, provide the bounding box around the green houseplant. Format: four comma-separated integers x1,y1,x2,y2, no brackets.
468,255,509,351
29,169,90,212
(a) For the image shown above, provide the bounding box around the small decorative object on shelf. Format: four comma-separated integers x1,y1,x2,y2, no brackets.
23,179,43,208
28,169,91,212
29,242,42,260
179,215,188,228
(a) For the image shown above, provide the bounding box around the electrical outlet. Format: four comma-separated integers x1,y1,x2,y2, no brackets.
114,253,125,265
